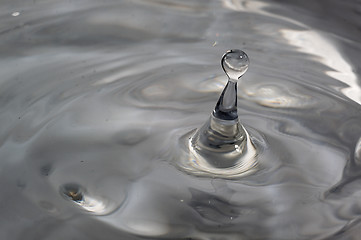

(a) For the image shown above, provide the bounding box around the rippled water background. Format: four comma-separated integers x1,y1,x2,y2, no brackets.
1,0,361,239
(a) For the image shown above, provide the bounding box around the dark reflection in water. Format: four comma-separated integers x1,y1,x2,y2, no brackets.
0,0,361,239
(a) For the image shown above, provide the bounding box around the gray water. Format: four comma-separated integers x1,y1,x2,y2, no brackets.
1,0,361,239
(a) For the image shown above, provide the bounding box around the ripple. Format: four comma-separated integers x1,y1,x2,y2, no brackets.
60,183,118,215
176,127,259,179
0,0,361,239
239,82,318,109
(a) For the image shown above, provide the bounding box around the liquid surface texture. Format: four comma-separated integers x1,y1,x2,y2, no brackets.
1,0,361,240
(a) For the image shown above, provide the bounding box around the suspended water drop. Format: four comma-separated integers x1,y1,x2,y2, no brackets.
221,49,249,81
176,50,258,178
214,50,249,121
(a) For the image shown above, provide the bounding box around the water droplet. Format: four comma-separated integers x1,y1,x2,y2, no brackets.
221,49,249,81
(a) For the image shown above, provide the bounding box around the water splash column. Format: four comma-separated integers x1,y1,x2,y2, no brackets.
178,50,258,178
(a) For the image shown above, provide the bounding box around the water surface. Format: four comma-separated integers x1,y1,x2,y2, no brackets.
1,0,361,239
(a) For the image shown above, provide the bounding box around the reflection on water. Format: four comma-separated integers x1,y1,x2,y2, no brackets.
281,29,360,104
0,0,361,239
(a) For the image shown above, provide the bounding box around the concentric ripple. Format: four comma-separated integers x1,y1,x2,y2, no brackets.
0,0,361,239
